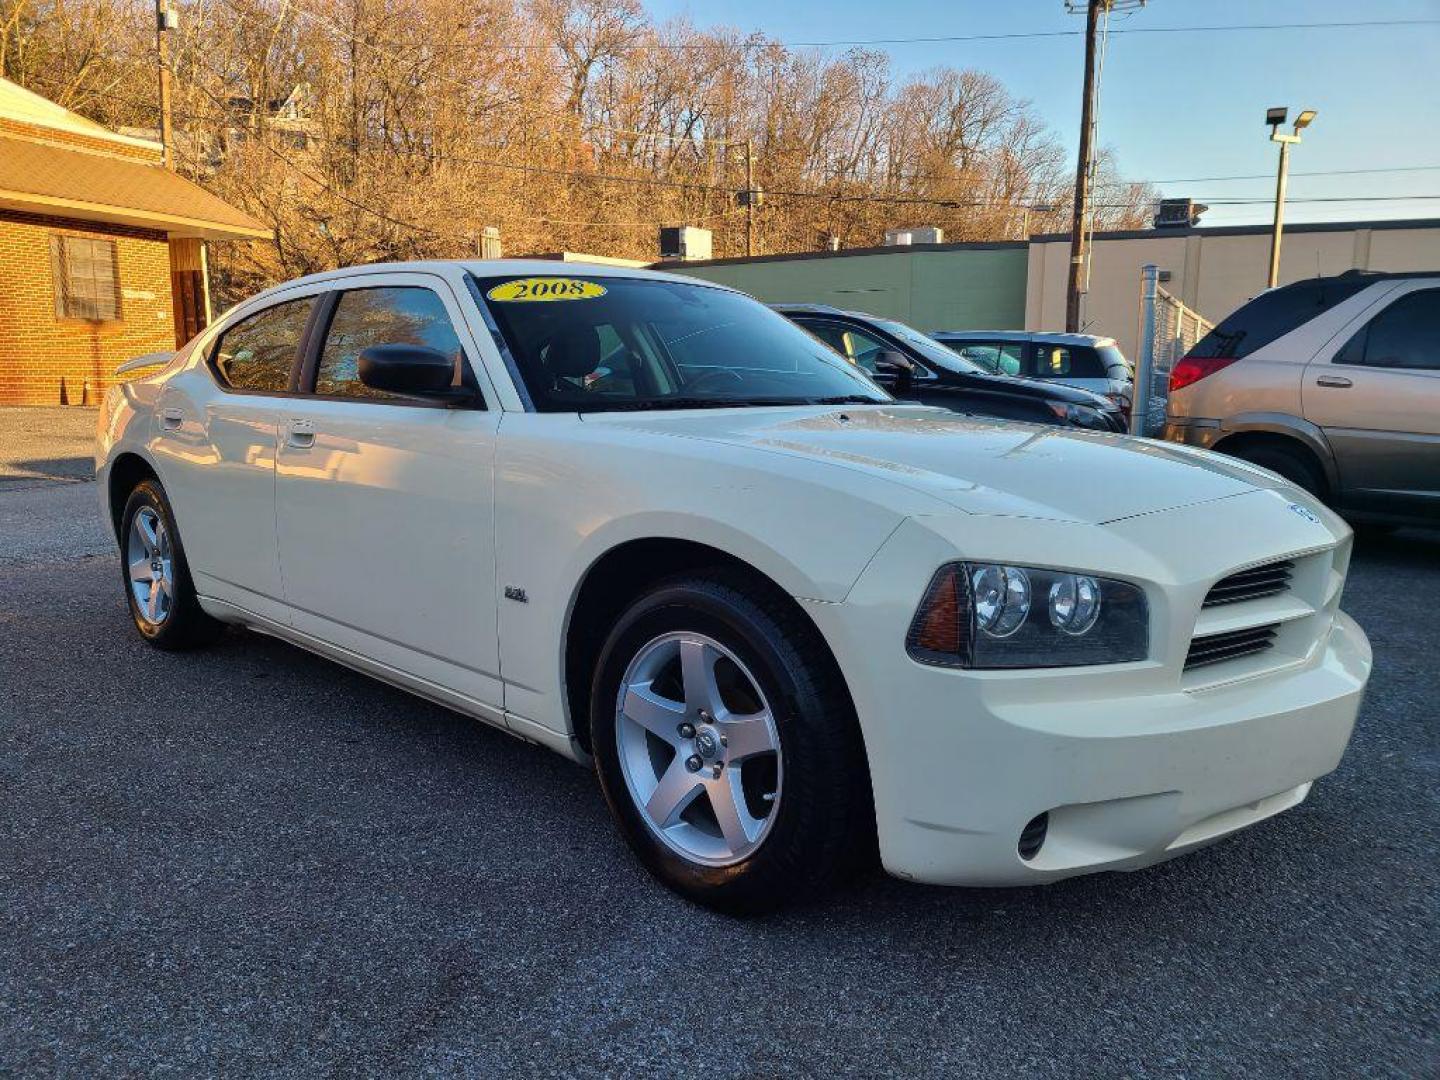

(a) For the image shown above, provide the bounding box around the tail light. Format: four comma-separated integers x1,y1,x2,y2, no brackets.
1169,355,1238,393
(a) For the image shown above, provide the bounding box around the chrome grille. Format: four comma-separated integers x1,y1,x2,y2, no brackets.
1184,623,1280,671
1202,560,1294,608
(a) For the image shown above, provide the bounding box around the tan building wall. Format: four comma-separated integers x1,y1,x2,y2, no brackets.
0,209,175,405
1025,221,1440,360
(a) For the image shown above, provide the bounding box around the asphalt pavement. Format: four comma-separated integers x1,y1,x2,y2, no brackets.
1,432,1437,1077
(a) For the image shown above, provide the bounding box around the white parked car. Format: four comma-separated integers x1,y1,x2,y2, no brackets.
97,261,1372,913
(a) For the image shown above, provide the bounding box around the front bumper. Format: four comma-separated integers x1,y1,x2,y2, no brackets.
806,493,1371,887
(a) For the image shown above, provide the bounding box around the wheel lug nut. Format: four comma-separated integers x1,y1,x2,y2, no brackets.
685,755,702,772
711,764,723,778
678,723,695,739
719,734,728,747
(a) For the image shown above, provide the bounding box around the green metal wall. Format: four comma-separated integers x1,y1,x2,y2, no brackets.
671,245,1029,332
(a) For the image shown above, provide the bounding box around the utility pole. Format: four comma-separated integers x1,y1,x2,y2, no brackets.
154,0,175,169
744,140,756,258
1265,106,1316,289
1065,0,1102,332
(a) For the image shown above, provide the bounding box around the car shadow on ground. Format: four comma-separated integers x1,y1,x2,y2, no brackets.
0,455,94,483
1350,525,1440,567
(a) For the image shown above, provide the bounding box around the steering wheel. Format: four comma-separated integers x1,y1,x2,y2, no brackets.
683,368,745,393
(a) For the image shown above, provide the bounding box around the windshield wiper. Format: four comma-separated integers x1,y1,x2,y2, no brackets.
807,394,888,405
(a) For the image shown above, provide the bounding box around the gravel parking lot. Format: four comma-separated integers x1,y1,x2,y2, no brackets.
1,421,1437,1077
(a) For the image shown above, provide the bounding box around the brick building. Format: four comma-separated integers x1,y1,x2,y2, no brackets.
0,78,269,405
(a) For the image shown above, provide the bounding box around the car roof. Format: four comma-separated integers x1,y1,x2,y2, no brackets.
930,330,1118,348
241,259,742,308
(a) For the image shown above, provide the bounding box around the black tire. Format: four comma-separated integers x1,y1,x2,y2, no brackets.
119,479,223,650
1226,442,1325,500
590,571,873,914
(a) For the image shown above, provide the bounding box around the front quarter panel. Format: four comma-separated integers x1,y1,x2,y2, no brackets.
493,412,947,737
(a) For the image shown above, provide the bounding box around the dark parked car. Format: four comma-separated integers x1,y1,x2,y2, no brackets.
774,305,1128,433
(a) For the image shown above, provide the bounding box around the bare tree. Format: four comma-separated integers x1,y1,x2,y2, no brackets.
2,0,1157,301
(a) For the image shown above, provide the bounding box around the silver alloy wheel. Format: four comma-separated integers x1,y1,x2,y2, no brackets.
126,506,174,626
615,631,783,866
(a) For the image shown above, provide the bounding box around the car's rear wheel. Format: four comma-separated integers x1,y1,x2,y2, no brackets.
590,572,872,914
120,479,222,650
1225,442,1325,499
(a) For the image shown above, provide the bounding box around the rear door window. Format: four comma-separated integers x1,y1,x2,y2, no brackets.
1336,288,1440,371
210,297,315,393
1034,345,1107,379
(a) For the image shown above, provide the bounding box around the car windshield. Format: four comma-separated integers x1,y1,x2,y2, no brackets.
874,319,987,374
471,274,891,412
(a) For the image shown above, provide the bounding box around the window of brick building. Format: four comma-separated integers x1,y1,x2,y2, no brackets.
50,236,121,321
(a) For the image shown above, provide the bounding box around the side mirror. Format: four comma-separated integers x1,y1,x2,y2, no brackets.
873,348,915,392
358,344,471,403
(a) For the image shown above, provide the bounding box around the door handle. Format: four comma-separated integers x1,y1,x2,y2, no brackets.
1315,375,1353,388
159,407,183,430
285,419,315,448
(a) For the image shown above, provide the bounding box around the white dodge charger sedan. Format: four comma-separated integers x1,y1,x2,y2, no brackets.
96,261,1372,912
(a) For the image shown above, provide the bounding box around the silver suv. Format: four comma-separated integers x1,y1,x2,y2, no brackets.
1165,271,1439,527
930,330,1135,411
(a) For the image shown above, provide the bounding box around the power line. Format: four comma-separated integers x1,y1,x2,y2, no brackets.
320,17,1440,51
1139,164,1440,185
766,18,1440,50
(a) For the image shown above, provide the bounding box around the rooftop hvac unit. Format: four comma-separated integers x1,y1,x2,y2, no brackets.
884,226,944,246
658,226,713,261
1153,198,1207,229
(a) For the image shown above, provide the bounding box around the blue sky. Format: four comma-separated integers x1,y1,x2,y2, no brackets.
643,0,1440,226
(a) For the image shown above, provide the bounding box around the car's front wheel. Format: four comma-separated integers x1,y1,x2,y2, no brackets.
590,572,872,914
119,479,222,650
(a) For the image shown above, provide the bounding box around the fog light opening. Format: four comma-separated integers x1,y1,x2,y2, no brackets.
1018,812,1049,861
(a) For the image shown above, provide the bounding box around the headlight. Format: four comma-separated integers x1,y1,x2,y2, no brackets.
1046,401,1112,430
907,563,1148,669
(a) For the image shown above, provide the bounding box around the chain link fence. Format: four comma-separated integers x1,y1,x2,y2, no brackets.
1134,265,1215,436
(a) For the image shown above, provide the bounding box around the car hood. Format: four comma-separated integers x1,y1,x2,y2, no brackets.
583,404,1275,524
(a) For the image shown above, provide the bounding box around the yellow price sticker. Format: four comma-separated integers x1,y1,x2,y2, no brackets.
486,278,608,302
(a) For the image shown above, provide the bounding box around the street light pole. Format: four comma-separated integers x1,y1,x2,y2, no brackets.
1267,139,1291,289
1265,106,1315,289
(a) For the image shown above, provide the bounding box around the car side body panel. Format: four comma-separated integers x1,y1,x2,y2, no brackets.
491,410,950,740
1300,279,1440,519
